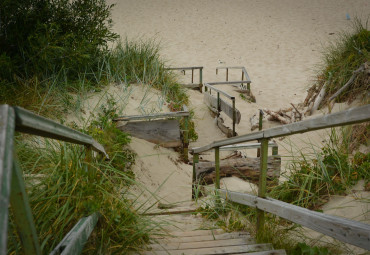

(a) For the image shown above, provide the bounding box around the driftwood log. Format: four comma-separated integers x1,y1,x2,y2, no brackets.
195,156,281,185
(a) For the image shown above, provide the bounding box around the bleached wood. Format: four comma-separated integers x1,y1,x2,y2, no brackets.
150,238,255,250
220,142,277,151
192,104,370,153
155,232,251,243
143,243,273,255
204,93,241,124
310,80,328,115
204,84,235,99
219,189,370,250
114,111,189,121
118,119,181,148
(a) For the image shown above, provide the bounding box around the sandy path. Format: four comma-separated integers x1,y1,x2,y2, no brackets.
104,1,370,252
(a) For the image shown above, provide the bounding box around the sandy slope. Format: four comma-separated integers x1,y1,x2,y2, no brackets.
99,0,370,252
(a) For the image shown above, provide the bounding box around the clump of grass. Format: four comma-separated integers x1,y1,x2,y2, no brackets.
270,128,369,210
8,99,165,254
316,17,369,104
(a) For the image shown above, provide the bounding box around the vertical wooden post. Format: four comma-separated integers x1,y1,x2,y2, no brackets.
226,68,229,81
215,147,221,207
217,92,221,113
199,68,203,92
257,110,263,157
256,139,269,242
232,98,236,137
10,158,41,255
183,116,189,162
247,82,251,92
242,71,244,81
192,153,199,199
191,68,194,84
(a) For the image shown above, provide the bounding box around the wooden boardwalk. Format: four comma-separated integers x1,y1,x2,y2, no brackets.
141,228,286,255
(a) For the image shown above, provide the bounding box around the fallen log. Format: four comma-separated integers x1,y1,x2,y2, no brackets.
195,157,281,185
217,116,235,138
309,77,331,115
264,109,290,124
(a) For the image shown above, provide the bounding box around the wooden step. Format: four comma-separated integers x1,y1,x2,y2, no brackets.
167,229,225,237
229,250,287,255
154,232,251,243
143,243,273,255
150,237,255,250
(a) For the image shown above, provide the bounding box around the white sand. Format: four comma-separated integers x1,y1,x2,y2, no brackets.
95,0,369,250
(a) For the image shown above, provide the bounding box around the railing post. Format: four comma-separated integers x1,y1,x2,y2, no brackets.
272,144,278,156
232,98,236,137
183,116,189,162
217,92,221,114
10,157,41,255
215,146,221,207
191,68,194,84
256,138,269,242
192,153,199,199
257,110,263,157
226,68,229,81
247,82,251,92
199,68,203,92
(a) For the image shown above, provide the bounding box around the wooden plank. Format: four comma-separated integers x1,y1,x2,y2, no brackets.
118,119,181,148
156,232,251,243
182,83,201,89
114,111,189,121
204,84,235,99
166,67,203,70
150,237,255,250
50,212,99,255
230,250,287,255
141,207,197,216
204,93,241,124
13,106,108,157
208,81,252,85
143,243,273,255
257,139,269,241
0,105,15,255
192,104,370,153
256,197,370,250
219,189,370,250
10,158,41,255
168,229,225,237
195,156,281,184
220,142,277,151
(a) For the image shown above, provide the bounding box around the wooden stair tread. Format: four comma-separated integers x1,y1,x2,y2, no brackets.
150,237,255,250
143,243,273,255
229,250,287,255
167,229,225,237
153,232,251,243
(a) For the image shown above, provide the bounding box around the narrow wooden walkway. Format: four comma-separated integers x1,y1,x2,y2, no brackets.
141,225,286,255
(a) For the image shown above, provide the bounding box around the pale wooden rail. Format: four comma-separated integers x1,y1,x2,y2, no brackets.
0,105,108,255
191,104,370,250
165,66,203,90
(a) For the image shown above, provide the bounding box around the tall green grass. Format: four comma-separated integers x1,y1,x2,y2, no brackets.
317,17,369,104
8,100,168,254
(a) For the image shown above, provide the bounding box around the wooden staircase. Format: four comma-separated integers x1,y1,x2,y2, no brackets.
141,228,286,255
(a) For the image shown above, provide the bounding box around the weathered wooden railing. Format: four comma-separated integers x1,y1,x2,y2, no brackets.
216,66,252,91
166,66,203,90
0,105,108,255
191,104,370,250
114,105,190,161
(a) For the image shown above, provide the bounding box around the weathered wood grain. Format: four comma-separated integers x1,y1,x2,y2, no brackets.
114,111,189,121
219,189,370,250
195,157,281,184
192,104,370,153
150,237,255,250
13,106,108,157
0,105,15,255
155,232,251,243
204,93,241,124
143,243,273,255
118,119,181,148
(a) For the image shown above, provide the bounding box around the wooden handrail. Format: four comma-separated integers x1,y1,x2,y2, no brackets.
113,111,190,121
219,189,370,250
192,104,370,153
216,66,252,83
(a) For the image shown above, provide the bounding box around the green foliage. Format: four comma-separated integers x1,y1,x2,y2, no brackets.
0,0,117,82
317,17,370,103
8,104,164,254
291,243,329,255
270,128,370,209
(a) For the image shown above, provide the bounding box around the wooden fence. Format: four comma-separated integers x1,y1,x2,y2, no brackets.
0,105,108,255
165,66,203,90
191,104,370,250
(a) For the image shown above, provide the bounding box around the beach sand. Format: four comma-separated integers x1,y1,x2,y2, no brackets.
100,0,369,252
